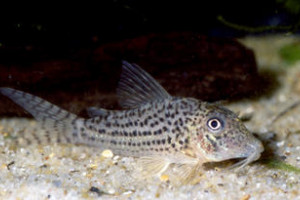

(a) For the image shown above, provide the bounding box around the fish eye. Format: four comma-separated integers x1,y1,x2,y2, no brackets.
207,117,223,132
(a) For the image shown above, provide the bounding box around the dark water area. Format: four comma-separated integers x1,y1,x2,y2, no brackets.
0,1,295,50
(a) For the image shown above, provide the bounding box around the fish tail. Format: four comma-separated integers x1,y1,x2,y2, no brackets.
0,87,79,145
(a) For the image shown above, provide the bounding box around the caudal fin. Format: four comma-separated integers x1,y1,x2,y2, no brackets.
0,87,78,144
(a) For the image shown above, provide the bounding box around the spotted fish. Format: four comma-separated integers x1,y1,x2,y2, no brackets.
0,61,264,181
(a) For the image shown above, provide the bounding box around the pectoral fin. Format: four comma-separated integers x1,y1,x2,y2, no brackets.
137,156,170,178
135,154,203,184
170,163,202,184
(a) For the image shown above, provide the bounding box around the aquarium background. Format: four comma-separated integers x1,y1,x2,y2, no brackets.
0,0,298,116
0,0,298,53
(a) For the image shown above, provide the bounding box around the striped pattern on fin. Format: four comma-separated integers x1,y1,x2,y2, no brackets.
117,61,171,109
0,87,78,144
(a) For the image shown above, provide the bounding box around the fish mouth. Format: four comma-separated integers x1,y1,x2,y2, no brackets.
227,144,263,170
204,149,262,170
204,139,264,170
227,151,261,170
226,138,264,170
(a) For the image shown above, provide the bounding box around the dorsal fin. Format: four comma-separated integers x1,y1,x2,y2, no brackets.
117,61,171,109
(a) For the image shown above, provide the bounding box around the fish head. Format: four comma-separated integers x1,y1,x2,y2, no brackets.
193,103,264,168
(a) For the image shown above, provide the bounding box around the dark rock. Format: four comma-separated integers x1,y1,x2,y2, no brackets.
0,32,260,117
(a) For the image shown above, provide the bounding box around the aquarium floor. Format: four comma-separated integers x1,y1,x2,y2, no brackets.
1,35,300,199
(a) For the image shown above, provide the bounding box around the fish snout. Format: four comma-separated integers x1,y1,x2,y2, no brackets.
242,138,264,162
